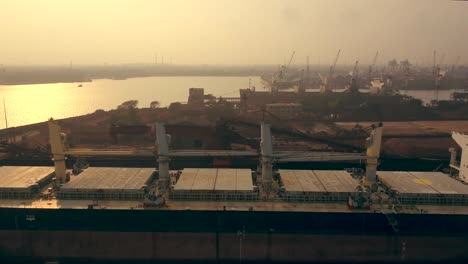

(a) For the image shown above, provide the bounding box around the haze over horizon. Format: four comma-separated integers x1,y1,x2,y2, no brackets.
1,0,467,66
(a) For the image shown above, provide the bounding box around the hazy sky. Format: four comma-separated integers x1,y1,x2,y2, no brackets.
1,0,467,65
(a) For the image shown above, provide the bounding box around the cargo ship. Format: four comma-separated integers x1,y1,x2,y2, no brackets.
0,119,468,263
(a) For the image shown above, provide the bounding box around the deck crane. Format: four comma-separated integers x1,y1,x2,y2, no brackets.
368,51,379,81
48,117,383,197
320,49,341,93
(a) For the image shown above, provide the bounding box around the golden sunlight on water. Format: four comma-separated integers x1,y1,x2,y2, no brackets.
0,76,263,128
0,76,457,129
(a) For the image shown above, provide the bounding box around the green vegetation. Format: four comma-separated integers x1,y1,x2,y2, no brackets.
110,100,142,125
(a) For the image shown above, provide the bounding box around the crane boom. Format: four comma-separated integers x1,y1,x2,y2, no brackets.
452,55,461,73
352,59,359,77
282,51,295,76
439,53,445,68
287,51,295,68
325,49,341,91
328,50,341,79
330,49,340,74
372,51,379,67
368,51,379,80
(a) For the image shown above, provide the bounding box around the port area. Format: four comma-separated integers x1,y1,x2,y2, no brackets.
336,120,468,158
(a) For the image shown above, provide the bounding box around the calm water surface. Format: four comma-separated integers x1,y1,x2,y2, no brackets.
0,76,263,128
0,76,461,128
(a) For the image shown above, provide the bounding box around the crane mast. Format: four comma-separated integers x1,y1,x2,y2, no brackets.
368,51,379,80
352,59,359,77
283,51,296,76
323,49,341,93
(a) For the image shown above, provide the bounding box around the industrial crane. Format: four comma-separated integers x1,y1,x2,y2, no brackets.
320,49,341,93
347,59,360,94
272,51,296,92
433,51,446,101
368,51,379,80
439,53,446,69
352,58,359,77
452,56,461,73
275,51,295,81
284,51,296,76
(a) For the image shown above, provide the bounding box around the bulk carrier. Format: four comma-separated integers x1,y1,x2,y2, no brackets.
0,119,468,263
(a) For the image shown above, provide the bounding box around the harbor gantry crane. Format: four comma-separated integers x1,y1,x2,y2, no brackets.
320,49,341,93
347,59,360,94
284,50,296,76
272,51,296,92
352,58,359,77
451,55,461,73
434,51,445,101
368,51,379,81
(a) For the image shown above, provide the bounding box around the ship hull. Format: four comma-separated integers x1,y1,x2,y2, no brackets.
0,208,467,263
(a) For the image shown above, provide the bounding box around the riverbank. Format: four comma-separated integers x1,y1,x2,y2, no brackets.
0,65,270,86
0,106,466,162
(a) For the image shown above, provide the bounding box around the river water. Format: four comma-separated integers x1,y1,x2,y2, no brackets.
0,76,262,128
0,76,461,128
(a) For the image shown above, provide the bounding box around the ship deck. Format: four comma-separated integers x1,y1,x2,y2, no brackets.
279,170,359,202
1,166,468,215
0,166,55,199
1,197,468,216
171,168,256,200
378,171,468,205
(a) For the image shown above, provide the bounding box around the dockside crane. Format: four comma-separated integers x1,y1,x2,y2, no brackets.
352,58,359,77
320,49,341,93
285,51,296,75
434,51,445,102
451,56,460,73
272,51,296,92
439,53,445,69
347,59,360,94
368,51,379,81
